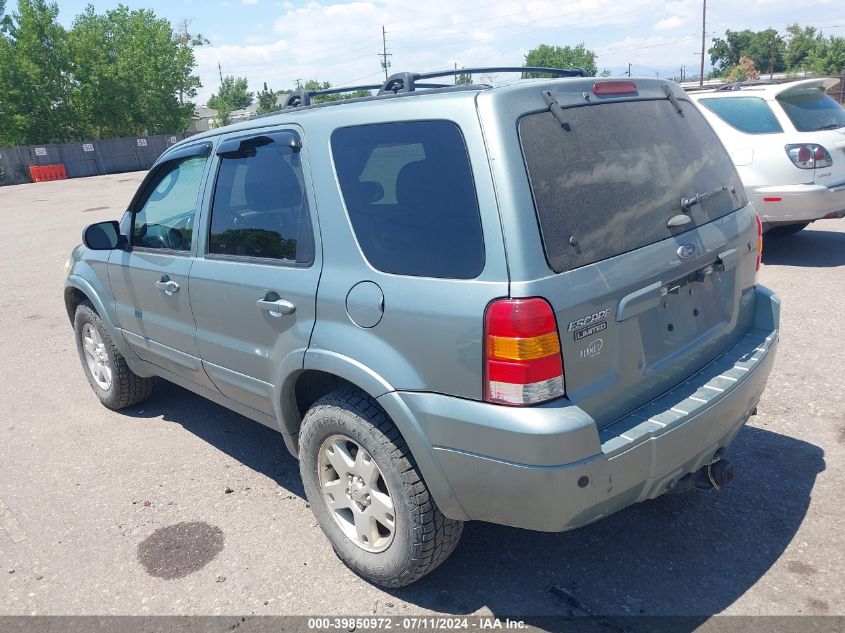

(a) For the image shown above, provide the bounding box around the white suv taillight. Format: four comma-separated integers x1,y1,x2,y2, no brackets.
484,298,565,406
786,144,833,169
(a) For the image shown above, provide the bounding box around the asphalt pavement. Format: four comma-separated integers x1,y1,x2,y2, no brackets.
0,173,843,621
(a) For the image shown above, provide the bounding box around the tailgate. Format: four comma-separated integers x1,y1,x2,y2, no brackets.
516,83,760,426
539,209,759,426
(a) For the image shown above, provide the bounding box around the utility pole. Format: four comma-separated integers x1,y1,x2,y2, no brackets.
769,39,776,79
627,62,632,77
217,61,223,83
699,0,706,86
454,62,458,85
379,25,392,81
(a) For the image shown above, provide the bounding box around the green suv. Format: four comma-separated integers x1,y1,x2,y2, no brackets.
65,68,779,586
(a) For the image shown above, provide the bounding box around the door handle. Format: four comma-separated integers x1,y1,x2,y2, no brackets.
257,297,296,317
155,276,180,295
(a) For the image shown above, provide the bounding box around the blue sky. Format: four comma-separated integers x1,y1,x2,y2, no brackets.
53,0,844,105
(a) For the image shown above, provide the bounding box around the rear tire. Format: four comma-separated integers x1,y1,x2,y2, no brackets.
299,389,463,587
767,221,810,236
73,301,155,410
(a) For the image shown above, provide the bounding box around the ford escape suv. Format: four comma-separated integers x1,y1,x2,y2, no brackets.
65,68,780,587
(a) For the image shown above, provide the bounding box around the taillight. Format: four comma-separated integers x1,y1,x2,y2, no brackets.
592,81,638,96
786,143,832,169
484,298,565,406
755,212,763,275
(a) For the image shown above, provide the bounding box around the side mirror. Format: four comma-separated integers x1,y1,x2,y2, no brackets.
82,220,124,250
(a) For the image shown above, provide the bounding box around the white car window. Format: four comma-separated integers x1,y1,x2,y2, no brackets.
698,97,783,135
777,90,845,132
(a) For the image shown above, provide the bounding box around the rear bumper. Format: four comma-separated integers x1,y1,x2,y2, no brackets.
750,182,845,226
393,286,780,532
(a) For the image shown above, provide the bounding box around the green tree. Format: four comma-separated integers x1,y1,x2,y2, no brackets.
744,28,785,76
208,75,253,111
784,24,821,71
175,18,208,106
0,1,199,144
0,0,73,145
68,5,195,139
256,82,280,114
709,29,755,76
523,43,598,77
723,55,760,82
806,36,845,75
454,69,472,85
709,28,786,77
211,104,232,128
299,79,369,104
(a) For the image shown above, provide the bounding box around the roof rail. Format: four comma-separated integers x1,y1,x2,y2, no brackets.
281,66,587,109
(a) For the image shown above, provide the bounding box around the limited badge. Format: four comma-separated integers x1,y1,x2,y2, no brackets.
574,320,607,341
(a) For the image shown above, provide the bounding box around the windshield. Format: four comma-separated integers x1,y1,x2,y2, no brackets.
519,98,747,273
777,88,845,132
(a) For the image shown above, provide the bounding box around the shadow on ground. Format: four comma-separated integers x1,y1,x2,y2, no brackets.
124,380,305,498
123,383,824,629
393,425,824,628
763,227,845,267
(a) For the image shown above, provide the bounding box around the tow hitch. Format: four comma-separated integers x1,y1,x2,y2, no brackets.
669,456,734,494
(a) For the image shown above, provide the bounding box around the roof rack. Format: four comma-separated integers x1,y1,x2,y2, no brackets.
281,66,586,109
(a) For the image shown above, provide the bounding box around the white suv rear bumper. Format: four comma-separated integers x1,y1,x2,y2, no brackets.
749,182,845,227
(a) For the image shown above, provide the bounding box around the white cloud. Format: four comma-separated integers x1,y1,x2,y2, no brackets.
190,0,845,103
194,0,658,102
654,15,684,31
242,0,258,5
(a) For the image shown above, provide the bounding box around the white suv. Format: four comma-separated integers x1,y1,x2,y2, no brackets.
688,78,845,234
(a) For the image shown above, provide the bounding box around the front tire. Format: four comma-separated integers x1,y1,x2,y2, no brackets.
73,301,155,410
299,389,463,587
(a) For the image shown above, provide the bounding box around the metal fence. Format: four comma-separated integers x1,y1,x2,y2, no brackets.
0,133,192,187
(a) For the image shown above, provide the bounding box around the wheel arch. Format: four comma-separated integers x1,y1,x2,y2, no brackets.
281,350,469,521
64,276,150,376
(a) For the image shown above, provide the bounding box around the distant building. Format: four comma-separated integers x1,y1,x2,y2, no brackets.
189,106,218,133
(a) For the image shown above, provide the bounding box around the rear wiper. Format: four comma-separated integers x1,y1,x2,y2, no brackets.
680,185,729,212
542,91,571,131
816,123,844,130
662,85,683,114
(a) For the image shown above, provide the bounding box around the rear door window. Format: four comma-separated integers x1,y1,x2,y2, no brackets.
697,97,783,134
331,121,484,279
208,135,313,264
777,89,845,132
519,99,746,273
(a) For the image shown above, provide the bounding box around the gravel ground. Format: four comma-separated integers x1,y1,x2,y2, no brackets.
0,173,843,622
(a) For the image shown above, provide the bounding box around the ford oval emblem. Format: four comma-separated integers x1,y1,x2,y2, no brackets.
677,242,697,259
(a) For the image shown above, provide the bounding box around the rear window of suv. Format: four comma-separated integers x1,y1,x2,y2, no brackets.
777,88,845,132
697,97,783,134
331,120,484,279
519,98,746,273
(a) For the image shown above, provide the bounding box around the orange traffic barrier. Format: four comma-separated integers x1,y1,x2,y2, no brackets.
29,164,68,183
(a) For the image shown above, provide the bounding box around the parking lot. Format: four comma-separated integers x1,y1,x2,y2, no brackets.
1,173,843,621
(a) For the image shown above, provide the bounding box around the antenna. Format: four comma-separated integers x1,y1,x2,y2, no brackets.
379,25,392,81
